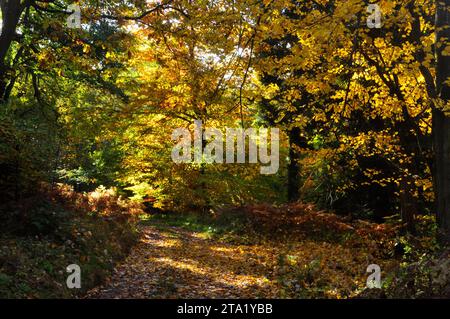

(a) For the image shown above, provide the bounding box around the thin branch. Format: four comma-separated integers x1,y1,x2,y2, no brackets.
99,0,174,21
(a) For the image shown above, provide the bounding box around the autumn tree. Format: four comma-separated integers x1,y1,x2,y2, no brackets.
0,0,176,105
434,0,450,239
255,0,346,202
0,0,175,199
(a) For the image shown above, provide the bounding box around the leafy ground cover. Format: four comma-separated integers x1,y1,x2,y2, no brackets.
87,205,410,299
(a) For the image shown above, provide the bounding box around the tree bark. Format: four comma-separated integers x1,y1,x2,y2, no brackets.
434,0,450,240
287,127,302,202
0,0,25,103
399,175,417,234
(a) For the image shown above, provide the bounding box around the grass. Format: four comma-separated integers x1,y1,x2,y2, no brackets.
140,212,251,242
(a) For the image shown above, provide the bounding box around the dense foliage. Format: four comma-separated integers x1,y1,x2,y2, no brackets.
1,0,450,298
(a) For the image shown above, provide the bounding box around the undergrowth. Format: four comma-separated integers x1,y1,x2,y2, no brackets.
0,184,142,298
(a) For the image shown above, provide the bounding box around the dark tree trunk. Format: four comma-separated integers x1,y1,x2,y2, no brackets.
395,118,421,231
0,0,24,103
399,175,417,234
287,127,302,202
434,0,450,240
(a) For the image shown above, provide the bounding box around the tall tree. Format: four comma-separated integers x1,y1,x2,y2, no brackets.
433,0,450,239
0,0,173,104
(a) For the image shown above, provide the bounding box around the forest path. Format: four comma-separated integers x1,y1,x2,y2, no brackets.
86,223,281,298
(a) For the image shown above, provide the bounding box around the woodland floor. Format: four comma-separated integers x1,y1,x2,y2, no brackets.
86,223,280,298
85,214,395,299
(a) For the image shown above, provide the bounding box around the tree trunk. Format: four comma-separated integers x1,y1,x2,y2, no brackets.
395,117,421,230
434,0,450,240
399,175,417,234
287,127,301,202
0,0,24,102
